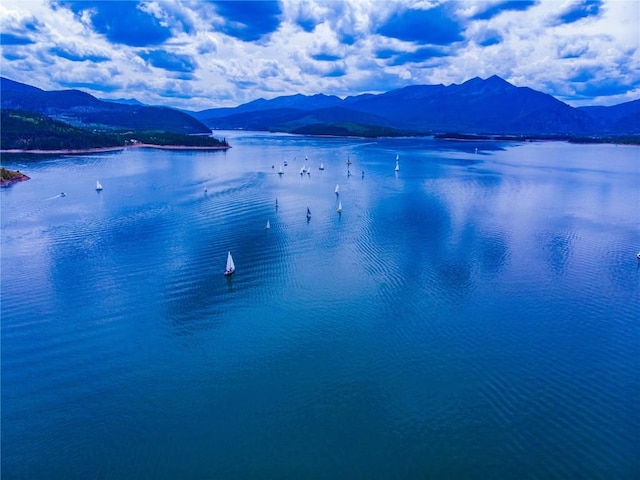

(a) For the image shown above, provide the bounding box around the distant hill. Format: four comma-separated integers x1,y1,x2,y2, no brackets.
1,77,210,135
103,98,146,106
194,75,639,138
202,105,396,134
578,100,640,134
0,109,228,151
196,93,343,120
1,109,124,150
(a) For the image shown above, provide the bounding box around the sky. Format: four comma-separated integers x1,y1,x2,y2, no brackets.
1,0,638,110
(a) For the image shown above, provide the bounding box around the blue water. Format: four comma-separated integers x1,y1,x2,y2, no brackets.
2,133,639,479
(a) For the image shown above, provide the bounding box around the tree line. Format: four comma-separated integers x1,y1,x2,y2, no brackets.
1,110,229,150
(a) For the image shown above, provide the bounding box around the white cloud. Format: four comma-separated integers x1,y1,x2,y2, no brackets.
0,0,637,109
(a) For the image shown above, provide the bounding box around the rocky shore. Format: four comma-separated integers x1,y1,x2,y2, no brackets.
0,168,30,187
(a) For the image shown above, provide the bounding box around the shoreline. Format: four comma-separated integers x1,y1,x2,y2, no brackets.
0,143,231,155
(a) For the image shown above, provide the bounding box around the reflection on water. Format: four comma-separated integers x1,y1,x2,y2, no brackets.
1,134,639,479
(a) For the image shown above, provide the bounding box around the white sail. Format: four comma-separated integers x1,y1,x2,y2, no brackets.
225,251,235,275
337,201,342,213
319,162,324,170
335,184,339,194
96,180,103,190
265,219,270,229
278,165,284,175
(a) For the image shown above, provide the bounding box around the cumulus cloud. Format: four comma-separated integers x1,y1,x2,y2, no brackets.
0,0,637,108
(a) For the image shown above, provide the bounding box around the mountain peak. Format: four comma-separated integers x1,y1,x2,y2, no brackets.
456,75,514,95
486,74,510,85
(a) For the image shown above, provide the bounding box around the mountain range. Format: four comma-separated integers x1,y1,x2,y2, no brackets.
192,75,639,137
1,75,638,139
1,77,210,135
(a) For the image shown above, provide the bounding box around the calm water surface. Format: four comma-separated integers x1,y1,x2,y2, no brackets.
2,133,639,478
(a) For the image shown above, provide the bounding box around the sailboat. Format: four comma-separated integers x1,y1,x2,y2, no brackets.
319,162,324,170
337,201,342,213
306,207,311,219
265,219,270,229
278,165,284,175
395,155,400,172
96,180,103,191
335,184,339,194
224,251,235,276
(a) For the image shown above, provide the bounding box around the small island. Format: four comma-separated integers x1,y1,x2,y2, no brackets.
1,167,30,187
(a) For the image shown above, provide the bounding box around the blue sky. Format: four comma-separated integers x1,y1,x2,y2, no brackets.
1,0,638,110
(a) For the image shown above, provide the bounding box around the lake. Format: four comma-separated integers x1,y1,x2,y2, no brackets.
2,133,639,479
